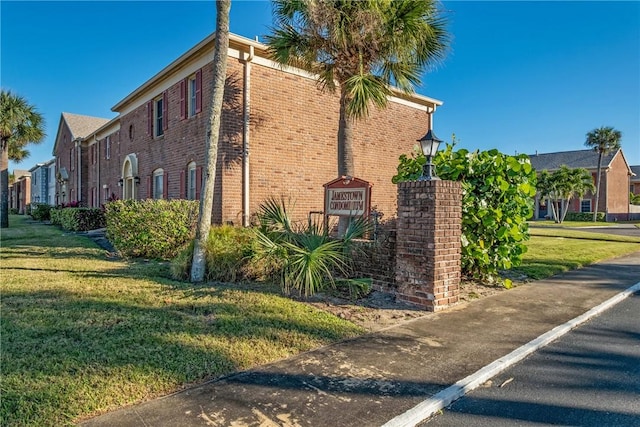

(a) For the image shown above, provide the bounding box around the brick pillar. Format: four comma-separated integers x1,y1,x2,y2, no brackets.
395,180,462,311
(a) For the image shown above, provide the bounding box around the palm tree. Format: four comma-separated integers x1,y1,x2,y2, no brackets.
0,90,45,228
584,126,622,221
190,0,232,282
537,166,594,223
265,0,449,218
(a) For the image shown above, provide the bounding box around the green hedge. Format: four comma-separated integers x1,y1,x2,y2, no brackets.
105,199,199,259
50,208,106,231
171,225,263,282
564,212,606,222
30,203,52,221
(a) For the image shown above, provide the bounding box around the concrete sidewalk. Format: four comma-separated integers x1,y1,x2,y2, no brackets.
81,251,640,427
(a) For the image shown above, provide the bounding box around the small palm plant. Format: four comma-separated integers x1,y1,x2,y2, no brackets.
254,196,371,297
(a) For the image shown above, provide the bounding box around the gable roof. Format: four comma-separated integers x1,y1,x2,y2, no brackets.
62,112,111,139
52,112,111,155
529,149,619,172
631,165,640,180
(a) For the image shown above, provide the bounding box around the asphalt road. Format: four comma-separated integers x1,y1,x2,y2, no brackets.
422,292,640,427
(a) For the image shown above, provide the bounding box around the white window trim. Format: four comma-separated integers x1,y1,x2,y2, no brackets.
187,162,197,200
188,76,197,118
580,199,592,213
153,169,164,200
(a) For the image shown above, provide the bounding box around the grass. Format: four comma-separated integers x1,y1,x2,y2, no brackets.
513,227,640,279
1,216,364,426
528,220,640,228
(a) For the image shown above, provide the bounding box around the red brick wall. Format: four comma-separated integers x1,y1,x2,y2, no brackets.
248,62,429,224
55,122,79,205
395,180,462,311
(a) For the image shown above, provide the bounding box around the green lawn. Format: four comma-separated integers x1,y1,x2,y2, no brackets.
514,227,640,279
3,216,640,426
0,216,363,426
528,220,640,228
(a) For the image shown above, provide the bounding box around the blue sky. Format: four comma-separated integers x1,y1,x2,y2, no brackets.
2,1,639,173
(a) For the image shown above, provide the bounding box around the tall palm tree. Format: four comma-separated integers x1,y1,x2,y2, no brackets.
190,0,232,282
584,126,622,221
0,90,45,228
265,0,449,180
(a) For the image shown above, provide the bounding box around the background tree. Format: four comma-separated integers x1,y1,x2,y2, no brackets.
584,126,622,221
190,0,232,282
0,90,45,228
536,166,595,224
266,0,449,232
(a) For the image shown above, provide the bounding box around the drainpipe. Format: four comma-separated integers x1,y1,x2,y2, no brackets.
242,45,255,227
95,135,100,207
428,105,437,130
75,138,82,204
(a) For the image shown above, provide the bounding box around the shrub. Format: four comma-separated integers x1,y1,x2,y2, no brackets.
50,207,106,231
253,197,371,297
564,212,606,222
30,203,52,221
25,204,32,216
393,143,537,282
105,199,198,259
171,225,258,282
9,208,19,215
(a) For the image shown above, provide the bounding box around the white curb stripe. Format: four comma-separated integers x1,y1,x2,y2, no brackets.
382,281,640,427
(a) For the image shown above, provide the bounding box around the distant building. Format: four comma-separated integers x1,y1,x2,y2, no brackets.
9,170,31,214
52,112,111,205
529,148,634,221
630,165,640,195
29,159,56,205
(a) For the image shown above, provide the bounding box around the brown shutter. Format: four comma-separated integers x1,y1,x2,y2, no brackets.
163,172,169,199
195,69,202,114
147,100,153,136
179,170,185,199
195,166,203,200
147,176,152,199
179,79,186,120
163,91,169,131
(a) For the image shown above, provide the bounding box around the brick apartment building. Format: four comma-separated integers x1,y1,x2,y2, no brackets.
530,148,634,221
52,33,442,225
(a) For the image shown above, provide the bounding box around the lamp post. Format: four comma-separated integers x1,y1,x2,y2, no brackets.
417,128,443,181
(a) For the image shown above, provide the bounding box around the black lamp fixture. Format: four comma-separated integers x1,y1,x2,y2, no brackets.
417,128,443,181
117,178,124,187
134,176,141,185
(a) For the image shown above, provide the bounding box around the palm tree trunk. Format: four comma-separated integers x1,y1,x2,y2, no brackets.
337,89,355,236
190,0,231,283
592,152,603,222
1,142,9,228
337,89,355,178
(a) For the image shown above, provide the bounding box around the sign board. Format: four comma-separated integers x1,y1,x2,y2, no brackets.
324,176,372,217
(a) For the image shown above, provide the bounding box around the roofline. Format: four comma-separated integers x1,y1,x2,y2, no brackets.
112,31,442,112
85,116,121,143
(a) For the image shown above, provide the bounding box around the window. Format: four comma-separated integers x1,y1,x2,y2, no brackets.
105,136,111,160
153,169,164,199
155,97,164,137
187,162,197,200
180,69,202,119
580,199,591,213
148,92,168,137
70,147,75,171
